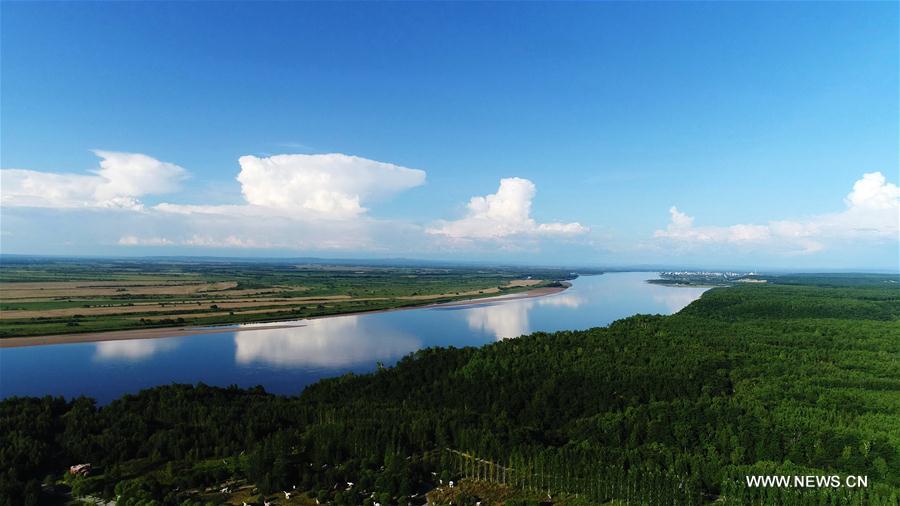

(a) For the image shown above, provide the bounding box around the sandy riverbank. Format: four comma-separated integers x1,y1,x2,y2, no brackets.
0,283,569,348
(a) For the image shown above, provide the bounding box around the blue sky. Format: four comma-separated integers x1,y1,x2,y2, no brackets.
1,2,897,270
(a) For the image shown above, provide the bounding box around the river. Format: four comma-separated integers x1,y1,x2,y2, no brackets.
0,272,709,403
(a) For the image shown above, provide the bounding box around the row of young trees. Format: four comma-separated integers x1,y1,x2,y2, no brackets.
2,280,898,504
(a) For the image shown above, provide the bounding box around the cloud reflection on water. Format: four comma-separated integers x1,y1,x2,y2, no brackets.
464,291,586,340
94,339,179,361
234,315,421,368
537,292,586,308
465,302,531,340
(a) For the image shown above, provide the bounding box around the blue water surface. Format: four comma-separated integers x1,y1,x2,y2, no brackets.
0,272,708,404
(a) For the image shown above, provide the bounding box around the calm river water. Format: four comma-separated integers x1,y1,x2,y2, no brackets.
0,272,708,403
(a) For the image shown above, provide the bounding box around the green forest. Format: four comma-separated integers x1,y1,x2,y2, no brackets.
2,275,898,505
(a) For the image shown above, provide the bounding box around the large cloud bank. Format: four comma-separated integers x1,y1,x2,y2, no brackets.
1,151,186,210
1,151,428,251
3,149,895,261
654,172,899,254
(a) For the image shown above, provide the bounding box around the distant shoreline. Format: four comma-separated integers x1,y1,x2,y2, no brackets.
0,283,569,348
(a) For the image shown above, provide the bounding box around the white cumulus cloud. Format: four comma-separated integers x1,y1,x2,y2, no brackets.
654,172,899,255
427,177,587,240
157,153,426,220
845,171,899,210
1,151,187,210
143,153,427,249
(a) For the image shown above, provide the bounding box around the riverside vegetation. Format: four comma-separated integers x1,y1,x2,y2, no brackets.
1,273,898,505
